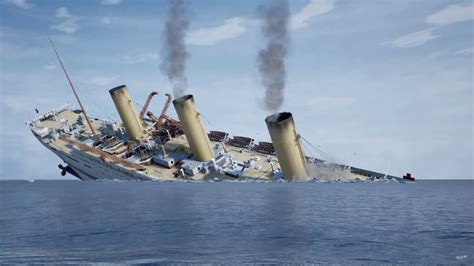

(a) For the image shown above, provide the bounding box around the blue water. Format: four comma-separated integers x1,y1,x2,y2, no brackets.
0,180,473,264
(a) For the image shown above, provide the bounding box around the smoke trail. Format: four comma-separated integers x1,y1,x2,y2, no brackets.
160,0,191,98
257,0,290,113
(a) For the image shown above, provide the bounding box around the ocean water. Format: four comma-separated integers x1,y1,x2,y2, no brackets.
0,180,473,264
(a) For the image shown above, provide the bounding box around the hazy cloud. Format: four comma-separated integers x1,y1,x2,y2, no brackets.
187,18,247,46
55,7,72,18
101,16,113,25
3,95,56,113
5,0,33,9
0,40,41,59
385,3,473,49
426,3,474,26
383,28,438,48
87,75,118,86
291,0,335,29
123,53,160,64
101,0,122,5
304,96,357,110
43,64,57,70
185,0,337,47
51,7,79,33
454,47,474,56
51,19,79,33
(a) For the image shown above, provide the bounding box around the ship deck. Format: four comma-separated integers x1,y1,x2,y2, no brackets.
28,107,278,181
28,106,398,182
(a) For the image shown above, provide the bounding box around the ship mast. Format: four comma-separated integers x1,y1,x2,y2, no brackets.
48,37,99,140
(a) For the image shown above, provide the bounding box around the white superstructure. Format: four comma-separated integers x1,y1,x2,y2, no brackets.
28,101,375,182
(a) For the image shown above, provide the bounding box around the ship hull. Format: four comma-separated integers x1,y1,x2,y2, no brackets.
34,132,151,181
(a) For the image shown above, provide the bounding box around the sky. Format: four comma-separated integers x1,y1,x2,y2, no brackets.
0,0,472,180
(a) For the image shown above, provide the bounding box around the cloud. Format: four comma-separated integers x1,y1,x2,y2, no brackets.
101,16,113,25
0,40,41,59
2,95,56,113
383,28,439,48
86,75,118,86
43,64,57,70
5,0,32,9
51,7,79,33
385,3,473,49
291,0,335,29
123,53,160,64
186,18,247,46
55,7,72,18
454,47,474,56
100,16,161,28
426,3,474,26
303,96,357,111
101,0,122,5
51,19,79,33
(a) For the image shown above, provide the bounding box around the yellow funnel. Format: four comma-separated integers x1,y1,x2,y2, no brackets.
173,95,214,161
109,85,146,142
265,112,308,181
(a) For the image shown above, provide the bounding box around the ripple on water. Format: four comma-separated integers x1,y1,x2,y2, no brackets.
0,180,473,264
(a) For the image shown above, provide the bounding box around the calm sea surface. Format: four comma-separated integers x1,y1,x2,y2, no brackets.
0,180,473,264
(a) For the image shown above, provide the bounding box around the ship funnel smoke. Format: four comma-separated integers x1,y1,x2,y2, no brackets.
257,0,290,113
161,0,191,98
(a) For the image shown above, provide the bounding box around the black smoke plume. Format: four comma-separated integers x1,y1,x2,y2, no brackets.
257,0,290,113
160,0,191,98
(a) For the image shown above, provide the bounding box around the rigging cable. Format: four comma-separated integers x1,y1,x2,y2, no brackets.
300,139,316,159
300,135,333,162
200,113,212,127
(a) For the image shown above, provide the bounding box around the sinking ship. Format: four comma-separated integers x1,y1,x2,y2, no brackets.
26,40,413,182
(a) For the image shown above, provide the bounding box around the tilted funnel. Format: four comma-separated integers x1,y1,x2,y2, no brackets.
173,95,214,161
109,85,146,142
265,112,308,181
